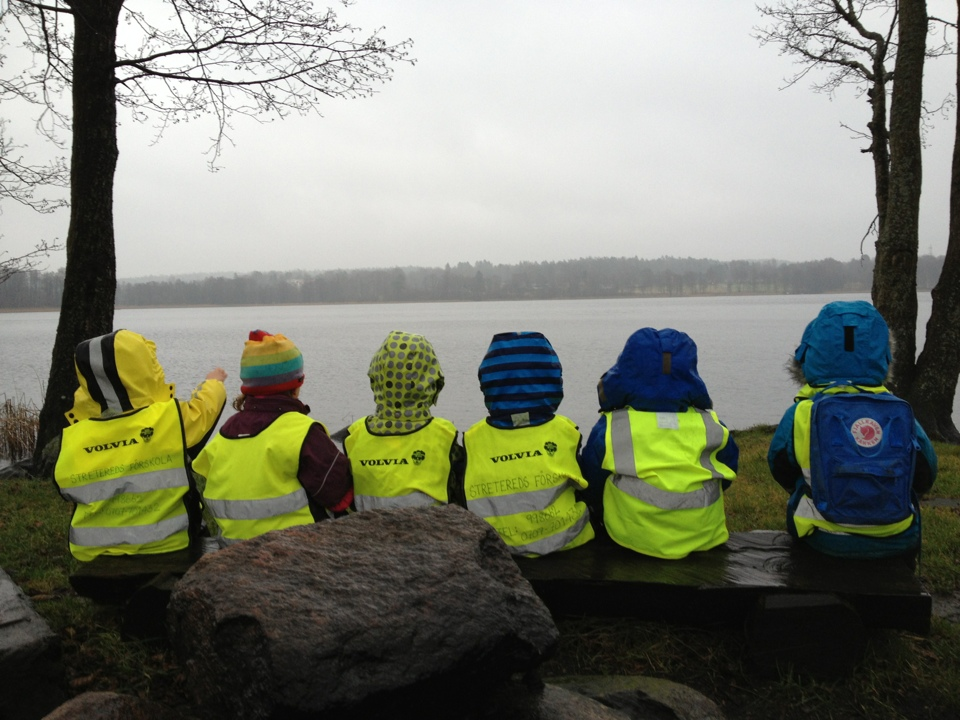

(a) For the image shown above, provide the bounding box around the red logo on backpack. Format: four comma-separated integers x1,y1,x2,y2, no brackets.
850,418,883,448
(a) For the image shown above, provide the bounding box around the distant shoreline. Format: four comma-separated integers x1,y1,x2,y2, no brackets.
0,290,873,314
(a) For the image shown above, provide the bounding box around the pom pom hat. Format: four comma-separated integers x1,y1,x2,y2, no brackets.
240,330,304,396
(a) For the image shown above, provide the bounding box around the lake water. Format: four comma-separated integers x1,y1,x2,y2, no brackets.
2,294,957,438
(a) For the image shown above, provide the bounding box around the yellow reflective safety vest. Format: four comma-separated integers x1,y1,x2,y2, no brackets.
463,415,594,557
192,412,319,544
601,407,735,559
790,387,914,539
54,399,194,562
345,417,457,511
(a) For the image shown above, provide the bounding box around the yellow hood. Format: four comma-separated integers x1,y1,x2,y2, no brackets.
65,329,176,424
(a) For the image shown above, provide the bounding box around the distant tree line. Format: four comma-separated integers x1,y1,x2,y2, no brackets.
0,255,947,310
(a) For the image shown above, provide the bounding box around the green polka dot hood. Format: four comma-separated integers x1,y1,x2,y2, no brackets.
365,330,445,434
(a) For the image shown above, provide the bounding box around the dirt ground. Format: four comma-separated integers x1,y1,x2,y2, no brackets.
931,591,960,623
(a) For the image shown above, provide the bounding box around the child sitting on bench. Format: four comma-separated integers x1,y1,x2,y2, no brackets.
54,329,227,561
343,330,463,511
767,300,937,559
192,330,352,546
462,331,594,557
580,327,737,559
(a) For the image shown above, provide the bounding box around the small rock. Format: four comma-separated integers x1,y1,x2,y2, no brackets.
548,675,725,720
41,691,180,720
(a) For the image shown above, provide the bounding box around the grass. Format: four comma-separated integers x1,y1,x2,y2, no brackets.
0,476,193,709
1,426,959,718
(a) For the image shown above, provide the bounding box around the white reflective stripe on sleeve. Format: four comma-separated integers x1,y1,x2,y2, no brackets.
466,483,568,519
354,490,437,512
510,508,591,557
69,512,189,547
204,488,309,520
612,474,721,510
61,467,188,504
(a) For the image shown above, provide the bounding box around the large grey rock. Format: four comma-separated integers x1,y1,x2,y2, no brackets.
0,567,65,720
41,691,180,720
168,505,559,719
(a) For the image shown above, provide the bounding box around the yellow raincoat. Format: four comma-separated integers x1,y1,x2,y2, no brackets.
54,330,225,561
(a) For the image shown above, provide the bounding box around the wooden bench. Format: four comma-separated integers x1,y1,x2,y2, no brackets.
514,530,931,677
70,529,931,676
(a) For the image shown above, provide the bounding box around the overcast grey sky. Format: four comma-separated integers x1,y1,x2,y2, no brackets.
3,1,957,279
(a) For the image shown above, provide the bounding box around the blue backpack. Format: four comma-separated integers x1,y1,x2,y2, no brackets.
809,389,917,526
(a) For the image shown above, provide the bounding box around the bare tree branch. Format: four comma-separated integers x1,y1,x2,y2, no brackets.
754,0,897,93
0,240,63,284
2,0,414,461
5,0,412,165
0,132,68,212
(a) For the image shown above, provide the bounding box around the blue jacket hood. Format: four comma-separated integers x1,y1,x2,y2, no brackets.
597,328,712,413
794,301,891,386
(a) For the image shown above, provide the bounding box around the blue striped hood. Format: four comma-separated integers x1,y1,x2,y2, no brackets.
478,331,563,428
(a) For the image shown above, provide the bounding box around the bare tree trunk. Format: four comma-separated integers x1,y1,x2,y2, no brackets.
34,0,123,473
868,37,891,234
872,0,926,395
908,0,960,443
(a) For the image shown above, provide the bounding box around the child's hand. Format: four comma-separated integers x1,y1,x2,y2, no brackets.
206,367,228,382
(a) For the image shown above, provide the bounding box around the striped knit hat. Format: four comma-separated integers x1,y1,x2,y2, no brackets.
478,331,563,428
240,330,304,396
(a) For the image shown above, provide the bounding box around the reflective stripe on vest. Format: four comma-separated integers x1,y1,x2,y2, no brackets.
60,467,189,505
792,494,913,537
54,399,192,561
512,506,592,556
69,513,189,548
192,411,319,542
467,483,568,519
355,491,436,511
203,487,309,521
611,473,721,510
791,394,915,538
463,415,593,557
345,417,457,512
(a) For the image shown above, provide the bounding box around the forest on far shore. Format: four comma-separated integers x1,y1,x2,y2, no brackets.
0,254,947,310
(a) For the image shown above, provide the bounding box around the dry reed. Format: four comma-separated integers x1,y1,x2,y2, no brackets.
0,395,39,461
